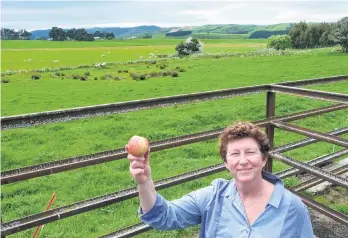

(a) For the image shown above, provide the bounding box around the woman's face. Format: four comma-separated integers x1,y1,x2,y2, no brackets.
224,137,266,182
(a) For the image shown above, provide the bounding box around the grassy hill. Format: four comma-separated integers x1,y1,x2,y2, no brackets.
30,23,294,39
190,23,293,34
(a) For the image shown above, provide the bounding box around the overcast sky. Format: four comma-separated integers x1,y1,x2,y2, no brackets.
1,1,348,31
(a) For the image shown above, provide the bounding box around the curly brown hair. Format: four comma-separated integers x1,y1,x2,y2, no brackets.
219,122,270,162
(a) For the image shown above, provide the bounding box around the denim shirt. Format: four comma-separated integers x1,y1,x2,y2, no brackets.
139,171,314,238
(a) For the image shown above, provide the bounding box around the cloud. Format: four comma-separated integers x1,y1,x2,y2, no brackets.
1,1,348,30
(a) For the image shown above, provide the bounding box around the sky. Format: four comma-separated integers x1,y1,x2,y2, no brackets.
1,0,348,31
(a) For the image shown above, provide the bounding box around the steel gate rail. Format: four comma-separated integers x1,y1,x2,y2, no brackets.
2,104,347,185
1,75,347,130
1,75,347,237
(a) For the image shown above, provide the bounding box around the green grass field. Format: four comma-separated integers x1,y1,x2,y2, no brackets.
2,53,348,116
191,33,248,39
1,39,266,49
1,38,348,238
1,39,266,70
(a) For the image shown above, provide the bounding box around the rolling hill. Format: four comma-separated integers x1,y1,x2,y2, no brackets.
29,23,294,39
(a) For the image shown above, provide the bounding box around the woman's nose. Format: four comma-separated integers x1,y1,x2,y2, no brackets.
238,155,249,164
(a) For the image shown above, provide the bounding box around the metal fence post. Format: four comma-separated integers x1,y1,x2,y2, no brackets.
1,216,5,238
265,91,276,172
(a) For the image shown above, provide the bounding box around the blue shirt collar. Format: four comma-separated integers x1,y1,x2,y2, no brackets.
221,171,284,208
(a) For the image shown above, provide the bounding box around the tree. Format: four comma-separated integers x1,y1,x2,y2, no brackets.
105,32,115,39
66,28,77,40
74,28,94,41
307,24,320,48
142,33,152,38
175,37,204,57
93,31,102,37
330,17,348,52
49,27,66,41
289,21,308,48
18,29,31,40
266,35,292,50
318,22,335,46
1,28,19,40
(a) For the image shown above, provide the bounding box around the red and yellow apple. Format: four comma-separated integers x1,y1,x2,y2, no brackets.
127,136,149,157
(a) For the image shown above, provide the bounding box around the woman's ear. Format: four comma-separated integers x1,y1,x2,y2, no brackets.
224,161,229,171
262,154,268,167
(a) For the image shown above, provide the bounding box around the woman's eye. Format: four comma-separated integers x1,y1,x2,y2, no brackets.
231,153,239,156
247,151,256,154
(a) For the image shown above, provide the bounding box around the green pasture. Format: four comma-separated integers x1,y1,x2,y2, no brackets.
1,39,266,49
192,33,248,39
1,41,348,237
2,53,348,116
1,45,266,71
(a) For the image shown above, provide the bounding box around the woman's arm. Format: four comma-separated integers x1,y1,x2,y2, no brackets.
300,207,314,238
139,188,204,230
137,179,157,213
127,144,204,230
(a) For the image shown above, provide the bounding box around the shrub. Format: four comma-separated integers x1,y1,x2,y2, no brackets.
266,35,292,50
175,37,204,57
156,54,168,58
101,74,114,80
118,70,123,73
84,72,91,76
31,75,41,80
55,72,65,76
123,69,129,73
130,72,147,80
139,74,147,80
176,66,186,72
114,76,122,80
130,72,141,80
1,78,10,83
80,76,88,81
72,74,81,79
162,70,172,76
94,76,98,80
149,71,162,77
171,71,179,77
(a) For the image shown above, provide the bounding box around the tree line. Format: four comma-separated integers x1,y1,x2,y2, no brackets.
266,17,347,52
1,28,32,40
289,17,348,52
49,27,115,41
0,27,116,41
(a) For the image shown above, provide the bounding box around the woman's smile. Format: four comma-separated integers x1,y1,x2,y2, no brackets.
238,168,253,173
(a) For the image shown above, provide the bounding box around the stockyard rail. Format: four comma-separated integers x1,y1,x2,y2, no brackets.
1,75,347,130
1,76,347,237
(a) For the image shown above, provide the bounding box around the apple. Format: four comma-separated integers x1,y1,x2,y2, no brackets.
127,135,149,157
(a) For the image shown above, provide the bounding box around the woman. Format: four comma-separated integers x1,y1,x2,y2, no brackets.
127,122,314,237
